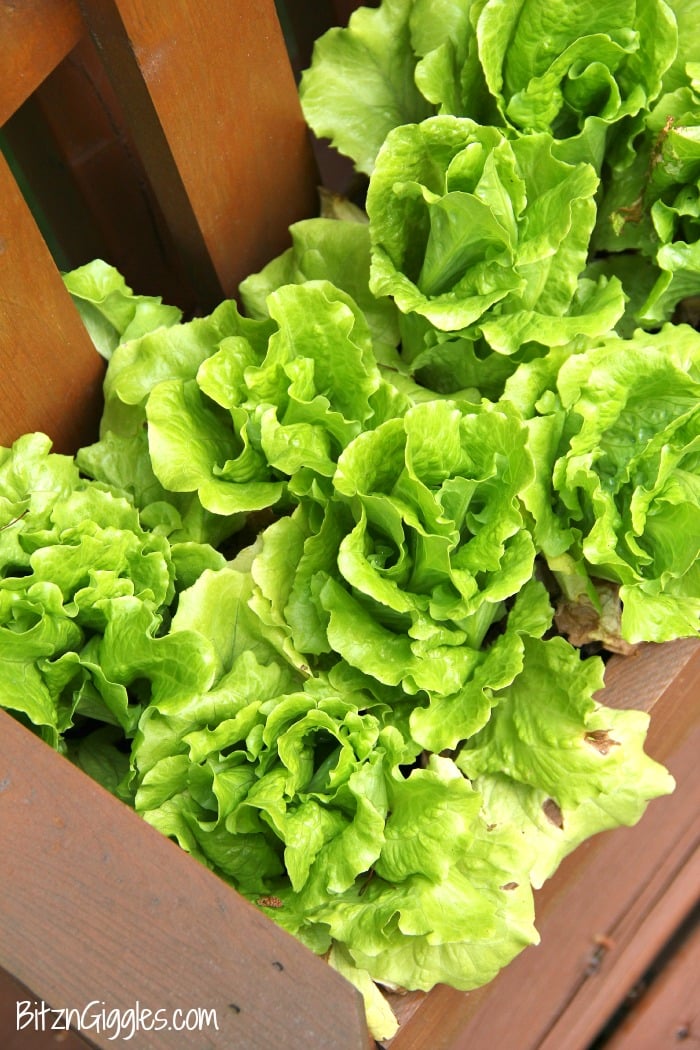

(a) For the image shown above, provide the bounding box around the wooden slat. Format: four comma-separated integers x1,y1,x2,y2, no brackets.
600,915,700,1049
0,0,83,125
4,33,196,311
0,969,90,1049
0,711,371,1050
78,0,319,309
0,152,104,453
540,822,700,1049
385,639,700,1049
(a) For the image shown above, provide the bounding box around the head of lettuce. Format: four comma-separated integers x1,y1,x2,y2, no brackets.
366,116,624,379
509,324,700,646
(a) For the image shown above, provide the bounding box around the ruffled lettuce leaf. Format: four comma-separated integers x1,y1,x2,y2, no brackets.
512,325,700,643
0,432,224,760
63,259,182,360
299,0,433,175
239,217,400,351
367,117,624,371
458,633,675,885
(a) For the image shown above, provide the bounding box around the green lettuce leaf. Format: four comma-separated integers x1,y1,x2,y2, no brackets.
0,432,224,752
299,0,433,174
516,325,700,643
367,116,623,364
63,259,181,360
459,633,675,885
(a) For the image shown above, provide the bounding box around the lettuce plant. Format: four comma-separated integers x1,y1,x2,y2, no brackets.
250,398,540,749
433,0,677,166
81,281,409,527
592,65,700,326
129,557,672,1034
300,0,678,174
506,325,700,645
0,432,224,774
366,116,624,380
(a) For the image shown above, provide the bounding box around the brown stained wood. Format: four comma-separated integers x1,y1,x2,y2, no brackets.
386,639,700,1050
0,712,370,1050
594,637,700,713
4,33,196,311
78,0,320,311
0,0,83,125
0,151,104,454
0,968,91,1049
600,916,700,1049
542,843,700,1050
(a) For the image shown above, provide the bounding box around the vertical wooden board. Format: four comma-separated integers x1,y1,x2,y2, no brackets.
0,712,371,1050
600,918,700,1049
79,0,320,308
542,844,700,1050
5,35,196,311
0,0,82,125
0,153,104,453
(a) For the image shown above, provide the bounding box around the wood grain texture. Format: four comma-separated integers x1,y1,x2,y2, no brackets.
4,32,197,311
0,151,104,453
0,968,90,1048
0,711,370,1050
385,639,700,1050
593,637,700,712
79,0,319,310
0,0,83,125
600,914,700,1049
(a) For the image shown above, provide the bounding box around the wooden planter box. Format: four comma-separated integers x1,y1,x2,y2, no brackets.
1,4,699,1048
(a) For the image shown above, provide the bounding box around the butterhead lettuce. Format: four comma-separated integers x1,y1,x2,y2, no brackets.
509,325,700,645
300,0,678,173
0,432,224,764
366,116,624,383
128,553,672,1030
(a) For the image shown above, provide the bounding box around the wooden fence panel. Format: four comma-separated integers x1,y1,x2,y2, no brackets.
0,710,372,1050
0,0,82,125
601,917,700,1049
0,151,104,452
79,0,319,308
